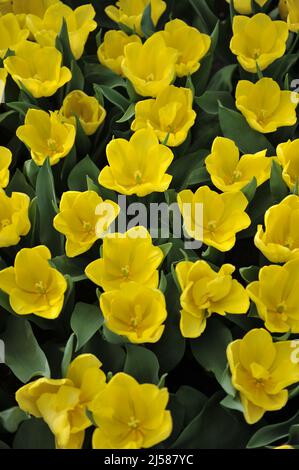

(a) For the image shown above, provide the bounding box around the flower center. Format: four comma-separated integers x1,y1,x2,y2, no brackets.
250,362,270,384
82,220,93,233
232,169,242,181
146,73,155,81
47,138,59,154
128,416,140,429
121,265,130,279
134,170,142,184
0,218,10,229
35,280,47,295
253,49,261,59
207,220,217,232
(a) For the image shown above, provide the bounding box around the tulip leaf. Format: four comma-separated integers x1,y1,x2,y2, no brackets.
7,101,39,116
191,317,232,390
239,266,260,284
13,418,55,449
84,63,125,88
195,91,234,114
270,160,289,203
188,0,218,32
172,392,250,449
36,159,63,256
141,3,155,38
1,316,51,383
68,155,99,191
247,411,299,448
71,302,104,351
241,177,257,202
74,116,91,157
6,168,35,198
61,333,75,377
99,85,130,112
124,345,160,384
51,255,88,282
208,64,237,93
116,103,135,123
218,105,275,155
0,407,29,434
56,18,74,68
65,60,85,95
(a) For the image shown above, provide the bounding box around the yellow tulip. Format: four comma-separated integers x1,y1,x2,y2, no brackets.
105,0,167,36
277,139,299,191
230,14,289,73
0,0,13,14
121,33,177,97
0,146,12,188
131,85,196,147
53,191,120,258
279,0,289,19
97,30,142,76
4,41,71,98
205,137,273,192
26,3,97,60
176,260,249,338
60,90,106,136
255,195,299,263
225,0,268,14
16,109,76,166
11,0,59,16
16,354,106,449
178,186,251,252
85,226,163,291
0,68,7,103
247,260,299,333
100,282,167,343
0,13,29,59
236,78,298,133
227,328,299,424
0,191,30,247
91,373,172,449
286,0,299,32
157,19,211,77
0,245,67,319
99,129,174,197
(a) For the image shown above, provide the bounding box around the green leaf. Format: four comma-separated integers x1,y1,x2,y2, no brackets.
241,177,257,202
208,64,237,92
1,316,50,383
6,168,35,198
61,333,75,377
247,411,299,448
159,270,167,293
84,63,125,88
186,166,210,186
141,3,155,37
51,255,88,282
239,265,260,284
0,407,29,433
65,60,85,94
7,101,39,116
99,85,130,112
68,155,99,191
159,242,173,259
116,103,135,123
195,91,234,114
71,302,104,351
218,105,275,154
172,393,250,449
191,317,232,390
13,418,55,449
270,160,289,202
74,115,91,157
36,159,62,256
124,345,160,384
55,18,74,67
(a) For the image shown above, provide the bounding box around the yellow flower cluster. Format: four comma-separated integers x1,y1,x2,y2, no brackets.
85,226,167,344
16,354,172,449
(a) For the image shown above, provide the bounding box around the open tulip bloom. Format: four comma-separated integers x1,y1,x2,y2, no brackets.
1,0,299,453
